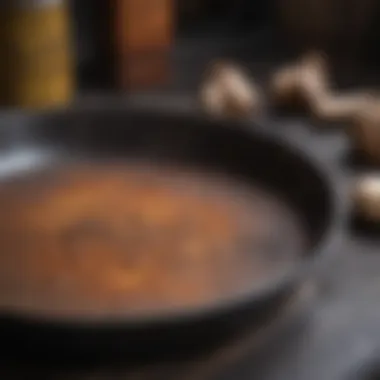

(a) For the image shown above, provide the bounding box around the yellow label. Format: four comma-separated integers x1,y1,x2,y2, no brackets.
3,0,74,108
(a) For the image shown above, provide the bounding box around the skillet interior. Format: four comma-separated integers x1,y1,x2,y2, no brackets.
0,106,337,359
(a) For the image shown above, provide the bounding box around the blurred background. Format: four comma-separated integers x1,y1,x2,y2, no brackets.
2,2,380,380
2,0,380,110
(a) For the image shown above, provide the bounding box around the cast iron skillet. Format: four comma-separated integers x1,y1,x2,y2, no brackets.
0,102,344,364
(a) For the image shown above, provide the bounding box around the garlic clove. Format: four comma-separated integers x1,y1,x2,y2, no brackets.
271,51,329,110
199,79,226,118
349,99,380,163
301,51,329,83
353,174,380,221
310,92,376,123
271,65,304,107
199,61,262,120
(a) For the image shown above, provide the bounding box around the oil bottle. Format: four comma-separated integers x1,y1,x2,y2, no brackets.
114,0,174,90
2,0,74,109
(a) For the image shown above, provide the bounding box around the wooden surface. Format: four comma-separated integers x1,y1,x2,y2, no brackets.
114,0,174,89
